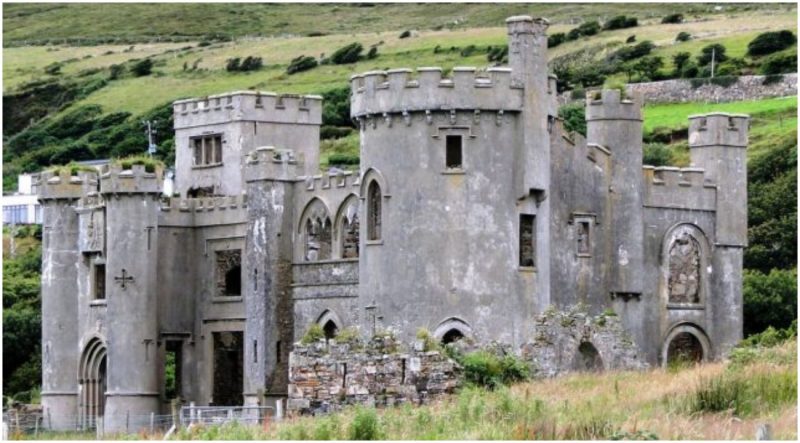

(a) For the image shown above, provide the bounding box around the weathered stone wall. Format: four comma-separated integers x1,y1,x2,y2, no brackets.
521,306,649,378
560,74,796,105
287,335,461,415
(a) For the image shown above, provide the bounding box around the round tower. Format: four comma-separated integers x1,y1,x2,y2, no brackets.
349,16,553,346
38,169,98,431
99,164,163,433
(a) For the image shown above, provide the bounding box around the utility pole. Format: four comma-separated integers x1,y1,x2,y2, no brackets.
143,120,158,156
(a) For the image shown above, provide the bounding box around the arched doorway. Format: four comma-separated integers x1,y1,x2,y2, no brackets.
662,324,710,367
441,329,465,345
78,337,107,430
666,332,704,364
573,342,604,372
323,320,339,340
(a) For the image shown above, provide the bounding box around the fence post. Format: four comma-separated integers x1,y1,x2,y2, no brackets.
276,399,283,422
189,401,196,425
14,410,20,435
150,412,155,434
47,409,52,431
171,399,180,430
96,417,104,440
33,415,39,438
756,423,772,440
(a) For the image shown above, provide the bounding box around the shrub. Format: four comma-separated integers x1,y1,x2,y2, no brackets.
709,75,739,88
301,323,325,344
460,44,478,57
697,43,728,66
198,41,212,47
109,64,125,80
609,40,655,62
226,56,263,72
566,28,582,41
115,155,163,173
626,35,636,43
130,58,153,76
643,143,674,166
320,126,353,140
747,30,796,57
558,103,586,136
548,33,566,48
487,45,508,63
416,328,438,352
330,42,363,64
661,13,684,24
672,52,691,76
743,268,797,336
328,153,360,166
334,326,361,344
399,30,411,39
604,15,638,30
458,351,530,390
349,406,382,440
286,55,318,74
739,321,797,348
760,53,797,75
762,74,784,85
44,63,62,75
675,31,692,42
577,21,601,37
320,86,352,127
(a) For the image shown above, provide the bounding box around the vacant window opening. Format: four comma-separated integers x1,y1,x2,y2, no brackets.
441,329,464,345
519,214,536,267
191,134,223,166
367,181,382,241
666,332,703,365
93,264,106,300
573,342,603,372
276,341,281,363
445,135,463,169
187,186,216,198
577,221,591,254
212,331,244,406
165,341,182,400
216,250,242,297
305,217,332,261
323,320,339,340
225,265,242,296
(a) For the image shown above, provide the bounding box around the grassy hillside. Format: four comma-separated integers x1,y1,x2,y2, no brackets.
4,3,790,45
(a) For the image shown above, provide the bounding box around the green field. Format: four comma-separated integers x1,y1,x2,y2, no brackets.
644,96,798,132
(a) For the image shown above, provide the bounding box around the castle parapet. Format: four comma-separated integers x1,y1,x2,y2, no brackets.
688,112,748,148
99,164,163,195
585,89,643,122
244,146,302,182
173,91,323,128
36,170,98,201
299,169,361,193
643,166,716,211
350,67,524,117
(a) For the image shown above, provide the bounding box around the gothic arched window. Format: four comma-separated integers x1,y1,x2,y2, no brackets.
300,199,332,262
367,181,382,241
668,232,701,304
338,196,360,258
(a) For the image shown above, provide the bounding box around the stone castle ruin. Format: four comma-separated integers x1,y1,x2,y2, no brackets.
38,16,747,431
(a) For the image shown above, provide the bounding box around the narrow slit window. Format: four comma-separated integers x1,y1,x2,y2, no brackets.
519,214,536,267
94,264,106,299
577,221,591,254
445,135,463,169
367,181,382,241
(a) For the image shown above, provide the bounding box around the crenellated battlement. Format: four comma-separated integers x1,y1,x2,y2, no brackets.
688,112,749,148
159,194,248,213
173,91,323,128
298,169,361,194
643,165,716,211
36,170,98,201
244,146,303,182
585,89,643,122
99,164,164,195
350,67,526,118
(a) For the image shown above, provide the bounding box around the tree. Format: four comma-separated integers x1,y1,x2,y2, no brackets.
675,32,692,42
604,15,638,30
558,103,586,137
286,55,318,74
661,13,684,24
672,52,691,76
130,58,153,77
548,33,566,48
747,30,797,57
330,42,364,64
631,56,663,81
697,43,728,66
577,20,601,37
743,268,798,336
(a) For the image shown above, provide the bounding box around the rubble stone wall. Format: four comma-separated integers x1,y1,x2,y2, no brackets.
287,335,461,415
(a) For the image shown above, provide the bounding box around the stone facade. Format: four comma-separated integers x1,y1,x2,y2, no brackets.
38,15,747,431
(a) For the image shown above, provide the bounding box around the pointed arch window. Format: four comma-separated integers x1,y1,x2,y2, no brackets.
305,217,332,261
338,196,360,258
367,181,382,241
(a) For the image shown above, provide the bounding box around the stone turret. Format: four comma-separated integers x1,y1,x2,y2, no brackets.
586,89,645,298
99,164,163,433
38,170,98,431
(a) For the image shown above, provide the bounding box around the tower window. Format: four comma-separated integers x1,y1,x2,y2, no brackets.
93,264,106,299
519,214,536,267
367,181,382,241
445,135,463,169
191,134,223,166
216,250,242,297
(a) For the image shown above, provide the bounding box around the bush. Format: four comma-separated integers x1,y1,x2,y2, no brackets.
675,31,692,42
548,33,566,48
739,321,797,348
760,53,797,75
609,40,655,62
226,56,263,72
286,55,318,74
459,44,478,57
566,28,582,41
697,43,728,66
643,143,674,166
44,63,62,75
458,351,530,390
349,406,382,440
366,46,378,59
487,45,508,63
762,74,784,85
661,13,684,24
626,35,636,43
301,323,325,344
330,42,363,64
130,58,153,76
320,86,352,127
115,155,163,173
747,30,796,57
399,30,411,39
328,153,360,166
604,15,638,30
109,64,125,80
320,126,353,140
672,52,692,76
577,21,601,36
558,103,586,136
743,269,797,336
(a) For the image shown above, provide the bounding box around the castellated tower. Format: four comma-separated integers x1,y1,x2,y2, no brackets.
350,15,559,346
99,165,163,433
586,90,645,298
39,170,98,431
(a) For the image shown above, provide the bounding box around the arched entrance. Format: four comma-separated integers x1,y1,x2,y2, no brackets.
78,337,107,430
323,320,339,340
573,342,604,372
662,324,710,366
433,317,472,345
441,329,465,345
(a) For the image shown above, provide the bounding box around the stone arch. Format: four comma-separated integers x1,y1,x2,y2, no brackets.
661,223,711,306
335,194,360,258
433,317,472,344
299,198,333,261
78,336,107,430
316,310,342,340
359,167,390,198
366,180,382,241
572,341,604,372
662,323,711,366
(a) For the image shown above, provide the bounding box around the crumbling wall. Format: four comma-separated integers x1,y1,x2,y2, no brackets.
521,306,649,377
287,335,461,414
